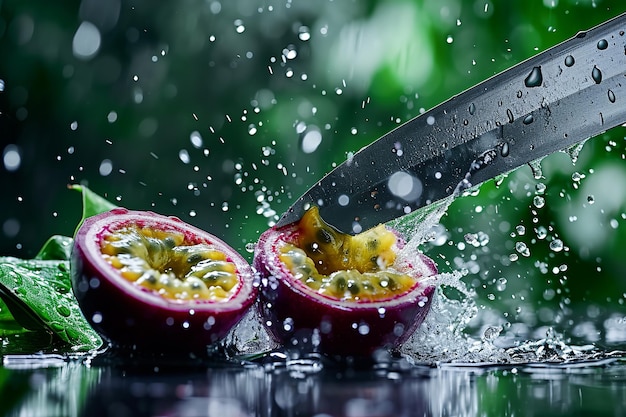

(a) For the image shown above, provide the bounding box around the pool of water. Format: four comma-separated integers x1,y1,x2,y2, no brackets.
3,352,626,417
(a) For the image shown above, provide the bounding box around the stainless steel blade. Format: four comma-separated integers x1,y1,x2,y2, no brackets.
277,13,626,234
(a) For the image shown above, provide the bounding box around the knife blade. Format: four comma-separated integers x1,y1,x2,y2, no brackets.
277,13,626,234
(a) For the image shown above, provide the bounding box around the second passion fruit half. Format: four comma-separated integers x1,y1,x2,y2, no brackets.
254,207,437,356
71,208,257,352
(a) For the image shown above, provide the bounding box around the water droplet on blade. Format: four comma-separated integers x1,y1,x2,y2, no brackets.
592,66,602,84
468,102,476,115
500,142,510,157
597,39,608,50
524,66,543,88
608,89,616,103
528,159,544,179
564,55,575,67
523,114,534,125
506,108,514,123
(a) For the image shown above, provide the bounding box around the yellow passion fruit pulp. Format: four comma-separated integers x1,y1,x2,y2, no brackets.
100,225,239,302
279,207,417,301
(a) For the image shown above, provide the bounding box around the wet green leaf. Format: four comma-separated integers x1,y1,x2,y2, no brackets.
0,257,102,351
0,297,27,335
0,186,115,353
35,235,74,261
69,184,117,236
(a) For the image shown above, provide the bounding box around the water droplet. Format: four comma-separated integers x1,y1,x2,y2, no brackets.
338,194,350,206
92,312,103,324
0,79,5,92
587,195,595,204
506,108,514,123
535,225,547,239
234,19,245,33
528,160,543,179
245,242,255,253
564,55,575,67
3,144,22,172
515,241,531,257
608,89,616,103
515,225,526,235
597,39,608,50
572,171,584,182
523,114,534,125
483,325,502,341
533,195,545,208
592,66,602,84
298,26,311,41
179,149,190,164
468,103,476,115
524,66,543,88
549,239,564,252
282,45,297,60
535,182,546,194
516,90,523,98
500,142,510,157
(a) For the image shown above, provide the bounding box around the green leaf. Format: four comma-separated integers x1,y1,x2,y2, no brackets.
0,298,27,335
35,235,74,261
69,184,117,235
0,257,102,351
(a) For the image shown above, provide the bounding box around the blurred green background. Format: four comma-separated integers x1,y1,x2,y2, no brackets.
1,0,625,343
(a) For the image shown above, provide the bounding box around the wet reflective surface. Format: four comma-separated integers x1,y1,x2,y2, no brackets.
3,353,626,417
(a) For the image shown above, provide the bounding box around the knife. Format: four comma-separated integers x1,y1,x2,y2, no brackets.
277,13,626,234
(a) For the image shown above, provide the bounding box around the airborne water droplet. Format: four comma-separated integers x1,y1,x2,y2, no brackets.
515,241,531,257
524,66,543,88
608,89,616,103
592,66,602,84
597,39,608,50
564,55,575,67
549,239,564,252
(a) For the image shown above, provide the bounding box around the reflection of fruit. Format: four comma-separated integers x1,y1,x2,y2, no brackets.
71,208,257,352
254,207,436,356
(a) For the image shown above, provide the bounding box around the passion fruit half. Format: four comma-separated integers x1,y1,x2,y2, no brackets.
71,208,257,352
254,207,436,356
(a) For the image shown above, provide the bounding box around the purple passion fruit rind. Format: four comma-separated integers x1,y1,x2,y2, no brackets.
71,208,257,352
254,211,437,357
